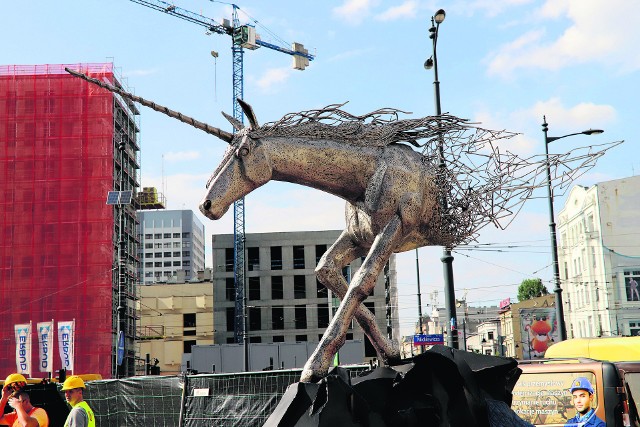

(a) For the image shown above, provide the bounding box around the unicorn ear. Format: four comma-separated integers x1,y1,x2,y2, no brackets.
238,98,259,130
222,111,244,131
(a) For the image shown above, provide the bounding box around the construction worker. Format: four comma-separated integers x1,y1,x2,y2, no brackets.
565,377,606,427
61,376,94,427
0,374,49,427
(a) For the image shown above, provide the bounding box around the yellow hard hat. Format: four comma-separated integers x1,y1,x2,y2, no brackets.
4,373,27,388
61,376,85,390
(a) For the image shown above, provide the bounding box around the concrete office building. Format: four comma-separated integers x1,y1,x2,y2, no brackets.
138,210,206,284
211,230,401,359
557,176,640,338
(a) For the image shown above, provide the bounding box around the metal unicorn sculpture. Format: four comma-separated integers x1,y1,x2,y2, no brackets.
66,68,619,382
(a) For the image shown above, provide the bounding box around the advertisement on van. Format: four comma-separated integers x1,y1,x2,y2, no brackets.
512,372,606,426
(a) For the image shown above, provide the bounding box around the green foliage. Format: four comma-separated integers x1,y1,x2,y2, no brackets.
517,278,549,301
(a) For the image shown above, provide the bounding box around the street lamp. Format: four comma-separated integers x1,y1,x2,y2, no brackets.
542,116,603,341
424,8,459,349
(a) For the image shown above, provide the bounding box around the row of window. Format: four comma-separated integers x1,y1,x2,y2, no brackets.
144,232,191,239
224,303,375,332
144,261,188,268
224,274,364,301
225,244,329,272
223,333,355,344
144,270,192,278
144,251,191,258
144,242,192,249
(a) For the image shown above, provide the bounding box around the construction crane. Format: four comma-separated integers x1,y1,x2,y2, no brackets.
128,0,315,345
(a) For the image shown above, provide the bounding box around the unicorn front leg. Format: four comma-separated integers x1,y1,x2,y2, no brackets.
315,230,400,365
301,215,404,383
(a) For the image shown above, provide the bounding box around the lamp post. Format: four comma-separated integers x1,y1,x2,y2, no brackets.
542,116,603,342
425,9,458,349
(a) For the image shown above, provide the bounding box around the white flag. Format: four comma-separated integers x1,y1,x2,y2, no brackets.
58,320,75,372
37,321,54,373
14,323,32,376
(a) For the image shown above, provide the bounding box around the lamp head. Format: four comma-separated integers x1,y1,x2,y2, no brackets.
424,57,434,70
434,9,446,24
582,129,604,136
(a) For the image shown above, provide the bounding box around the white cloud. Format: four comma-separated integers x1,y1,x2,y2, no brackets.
123,68,157,77
255,67,292,93
374,1,419,21
450,0,534,18
487,0,640,77
332,0,379,25
163,150,201,162
327,47,375,62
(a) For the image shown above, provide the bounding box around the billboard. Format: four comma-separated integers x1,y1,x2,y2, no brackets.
519,307,559,360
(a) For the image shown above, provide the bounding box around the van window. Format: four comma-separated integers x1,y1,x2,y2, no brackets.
512,372,601,426
626,372,640,420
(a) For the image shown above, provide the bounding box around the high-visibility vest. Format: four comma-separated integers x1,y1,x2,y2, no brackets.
64,401,95,427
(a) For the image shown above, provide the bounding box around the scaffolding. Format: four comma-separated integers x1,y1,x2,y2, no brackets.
0,63,140,378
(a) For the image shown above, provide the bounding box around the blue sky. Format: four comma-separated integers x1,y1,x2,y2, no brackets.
3,0,638,336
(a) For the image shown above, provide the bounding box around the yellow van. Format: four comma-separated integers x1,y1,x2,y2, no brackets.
544,337,640,361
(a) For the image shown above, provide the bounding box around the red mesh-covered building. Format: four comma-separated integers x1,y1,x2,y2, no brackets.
0,63,140,378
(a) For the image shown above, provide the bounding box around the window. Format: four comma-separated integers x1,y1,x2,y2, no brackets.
294,275,306,299
342,266,351,282
364,301,375,315
173,233,180,238
271,246,282,270
173,261,181,266
154,243,162,248
154,253,162,258
248,247,259,271
317,303,329,328
249,307,261,331
226,308,235,332
163,243,171,248
184,330,196,336
164,233,171,238
225,248,234,272
295,305,307,329
145,253,153,258
163,261,171,267
182,232,190,238
145,262,153,268
316,279,327,298
487,331,494,340
154,262,162,267
164,252,171,257
182,251,190,257
144,243,153,249
295,335,307,342
173,251,180,257
248,277,260,300
225,278,235,301
154,233,162,239
183,340,196,354
184,313,196,328
293,245,305,269
315,244,327,265
183,260,190,267
249,336,262,343
346,333,353,341
271,276,283,299
173,242,181,248
365,336,376,357
272,307,284,330
145,233,152,239
272,336,284,343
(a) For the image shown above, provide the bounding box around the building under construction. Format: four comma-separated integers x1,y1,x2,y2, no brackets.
0,63,140,378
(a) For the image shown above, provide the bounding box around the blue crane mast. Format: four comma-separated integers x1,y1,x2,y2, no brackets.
128,0,315,344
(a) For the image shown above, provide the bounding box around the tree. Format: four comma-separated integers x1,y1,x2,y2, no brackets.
517,278,549,301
